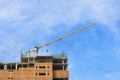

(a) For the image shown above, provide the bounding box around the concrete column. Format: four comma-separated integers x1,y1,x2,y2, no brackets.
33,57,35,63
62,60,64,70
62,60,64,64
16,64,18,70
28,57,30,63
63,65,65,70
4,64,7,70
28,56,30,68
28,63,29,68
33,53,35,62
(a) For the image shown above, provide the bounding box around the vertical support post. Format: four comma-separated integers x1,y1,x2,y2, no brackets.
28,50,30,68
4,64,7,70
16,64,18,70
28,53,30,63
62,59,64,70
33,52,35,63
28,58,29,68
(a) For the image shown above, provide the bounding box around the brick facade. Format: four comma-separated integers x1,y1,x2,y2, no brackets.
0,56,69,80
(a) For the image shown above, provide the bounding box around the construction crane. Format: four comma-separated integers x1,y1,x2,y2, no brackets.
26,22,96,56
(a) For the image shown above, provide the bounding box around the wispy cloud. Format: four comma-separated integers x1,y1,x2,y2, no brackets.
104,72,120,80
88,0,120,36
0,0,120,80
0,0,23,20
0,0,119,33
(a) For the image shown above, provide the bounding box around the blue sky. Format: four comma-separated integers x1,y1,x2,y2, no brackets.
0,0,120,80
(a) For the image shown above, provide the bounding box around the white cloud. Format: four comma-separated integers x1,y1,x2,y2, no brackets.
0,0,22,20
104,72,120,80
88,0,120,35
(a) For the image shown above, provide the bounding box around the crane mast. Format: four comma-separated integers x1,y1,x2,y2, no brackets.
27,22,96,56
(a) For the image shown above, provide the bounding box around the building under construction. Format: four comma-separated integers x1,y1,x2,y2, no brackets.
0,54,68,80
0,22,96,80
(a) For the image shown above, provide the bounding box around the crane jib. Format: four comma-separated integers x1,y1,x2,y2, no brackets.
28,22,96,56
38,22,96,49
